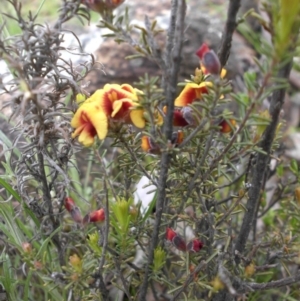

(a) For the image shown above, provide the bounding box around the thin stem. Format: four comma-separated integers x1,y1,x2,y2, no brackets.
217,0,241,67
137,1,186,300
234,60,293,260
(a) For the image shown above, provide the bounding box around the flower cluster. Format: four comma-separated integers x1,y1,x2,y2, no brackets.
64,197,105,226
71,84,145,147
71,46,236,151
167,43,236,133
166,227,203,253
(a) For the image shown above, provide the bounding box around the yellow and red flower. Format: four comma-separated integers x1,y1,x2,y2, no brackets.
174,82,212,107
71,84,145,147
71,101,108,147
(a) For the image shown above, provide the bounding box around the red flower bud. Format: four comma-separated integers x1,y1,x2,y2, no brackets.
64,197,82,223
196,43,210,60
70,207,83,224
196,43,221,75
166,228,187,251
166,227,177,241
173,235,187,251
83,208,105,225
187,239,203,253
64,197,75,212
201,50,221,75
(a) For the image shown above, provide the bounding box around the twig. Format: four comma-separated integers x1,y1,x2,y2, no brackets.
95,180,110,299
217,0,241,67
239,272,300,292
234,60,293,260
171,260,207,301
216,193,244,227
137,1,186,300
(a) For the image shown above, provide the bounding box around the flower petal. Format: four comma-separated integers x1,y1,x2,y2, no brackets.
111,99,134,119
71,102,108,145
104,84,139,102
202,50,221,75
130,108,146,128
175,82,209,107
111,100,124,118
195,43,210,60
141,136,151,152
120,84,143,97
77,124,96,147
88,109,108,140
141,136,160,154
220,68,227,78
173,109,190,126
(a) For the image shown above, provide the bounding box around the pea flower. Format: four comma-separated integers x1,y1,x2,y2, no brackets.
71,84,145,147
71,100,108,147
174,82,211,107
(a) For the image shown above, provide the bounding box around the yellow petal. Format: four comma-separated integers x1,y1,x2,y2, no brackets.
111,100,123,118
202,64,227,78
78,127,95,147
220,68,227,78
121,84,144,99
141,136,151,152
130,109,145,128
175,84,199,107
120,84,136,94
85,89,105,104
71,106,85,128
104,84,139,102
71,102,109,145
88,109,108,140
155,110,164,126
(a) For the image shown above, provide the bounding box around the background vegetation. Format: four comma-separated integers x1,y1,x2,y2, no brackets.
0,0,300,300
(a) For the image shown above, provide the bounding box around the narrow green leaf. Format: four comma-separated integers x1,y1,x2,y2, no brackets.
0,178,21,202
